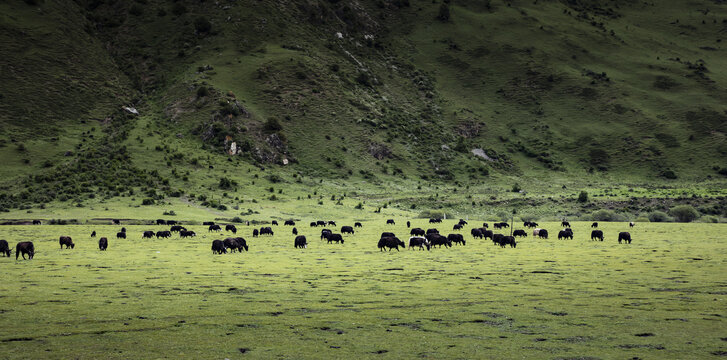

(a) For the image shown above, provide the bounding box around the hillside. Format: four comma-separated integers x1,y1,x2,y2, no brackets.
1,0,726,219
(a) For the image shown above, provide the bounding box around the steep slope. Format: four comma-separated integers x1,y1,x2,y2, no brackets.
1,0,726,214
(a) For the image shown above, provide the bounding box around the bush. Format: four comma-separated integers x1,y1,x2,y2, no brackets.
661,169,677,179
648,211,672,223
511,183,521,192
263,118,282,132
669,205,699,222
196,86,209,98
355,202,363,210
417,210,451,219
142,198,155,205
591,209,627,222
437,3,450,21
578,191,588,203
194,16,212,33
219,177,237,189
519,214,538,222
231,216,243,223
699,215,719,223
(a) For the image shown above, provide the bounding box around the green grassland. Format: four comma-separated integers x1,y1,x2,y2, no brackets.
0,220,725,358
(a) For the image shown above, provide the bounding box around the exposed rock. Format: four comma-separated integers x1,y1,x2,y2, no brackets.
123,107,139,115
369,142,392,160
471,148,495,162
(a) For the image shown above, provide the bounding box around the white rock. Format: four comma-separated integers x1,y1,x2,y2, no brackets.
123,107,139,115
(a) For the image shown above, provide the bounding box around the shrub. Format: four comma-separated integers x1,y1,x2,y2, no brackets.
591,209,627,222
520,214,538,222
194,16,212,33
142,198,155,205
129,4,143,16
669,205,699,222
437,3,450,21
699,215,719,223
648,210,672,223
264,118,282,132
219,177,237,189
196,86,209,98
578,191,588,203
355,202,363,210
171,3,186,15
661,169,677,179
417,210,451,219
511,183,521,192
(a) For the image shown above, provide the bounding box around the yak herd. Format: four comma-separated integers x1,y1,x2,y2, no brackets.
0,218,637,260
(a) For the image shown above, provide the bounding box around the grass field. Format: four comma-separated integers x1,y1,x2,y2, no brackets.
0,220,725,359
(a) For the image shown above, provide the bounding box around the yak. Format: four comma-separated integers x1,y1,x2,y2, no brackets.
448,233,465,246
99,237,108,251
16,242,34,260
427,233,451,248
59,236,74,249
354,222,362,228
292,227,298,235
0,240,11,257
386,219,396,225
378,236,405,251
341,226,354,235
142,231,155,239
590,230,604,241
294,235,307,249
116,232,126,239
326,233,344,244
513,229,527,237
226,224,237,234
618,232,632,244
410,228,425,236
208,224,222,232
408,236,430,250
211,240,226,254
284,220,295,226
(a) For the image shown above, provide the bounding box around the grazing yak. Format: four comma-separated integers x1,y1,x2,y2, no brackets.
513,230,527,238
429,218,442,224
410,228,425,236
591,222,598,228
482,229,494,240
494,235,517,248
561,221,570,227
426,228,439,235
354,222,362,228
156,231,171,239
448,233,466,246
202,221,215,226
558,230,573,240
292,227,298,235
320,229,332,240
294,235,307,249
32,220,41,225
226,224,237,234
180,230,196,238
378,236,405,251
406,221,411,228
538,229,549,239
618,232,632,244
482,222,489,228
284,220,295,226
59,236,74,249
471,228,483,239
272,220,279,226
0,240,11,257
310,221,317,227
386,219,396,225
223,237,248,252
453,223,463,230
458,219,468,226
143,231,155,239
211,240,226,254
252,229,259,237
16,242,34,260
170,225,186,233
408,236,430,250
112,219,120,225
327,221,336,226
156,219,166,225
98,237,108,251
591,230,604,241
120,227,126,233
629,222,635,228
166,220,177,225
208,224,222,232
427,233,451,248
316,220,326,227
326,233,344,244
341,226,355,235
117,232,126,239
259,227,274,236
91,231,96,237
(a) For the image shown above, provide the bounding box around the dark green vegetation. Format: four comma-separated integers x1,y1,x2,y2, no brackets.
1,0,726,218
0,221,725,358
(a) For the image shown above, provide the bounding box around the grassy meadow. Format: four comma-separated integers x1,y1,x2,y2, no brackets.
0,220,725,359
